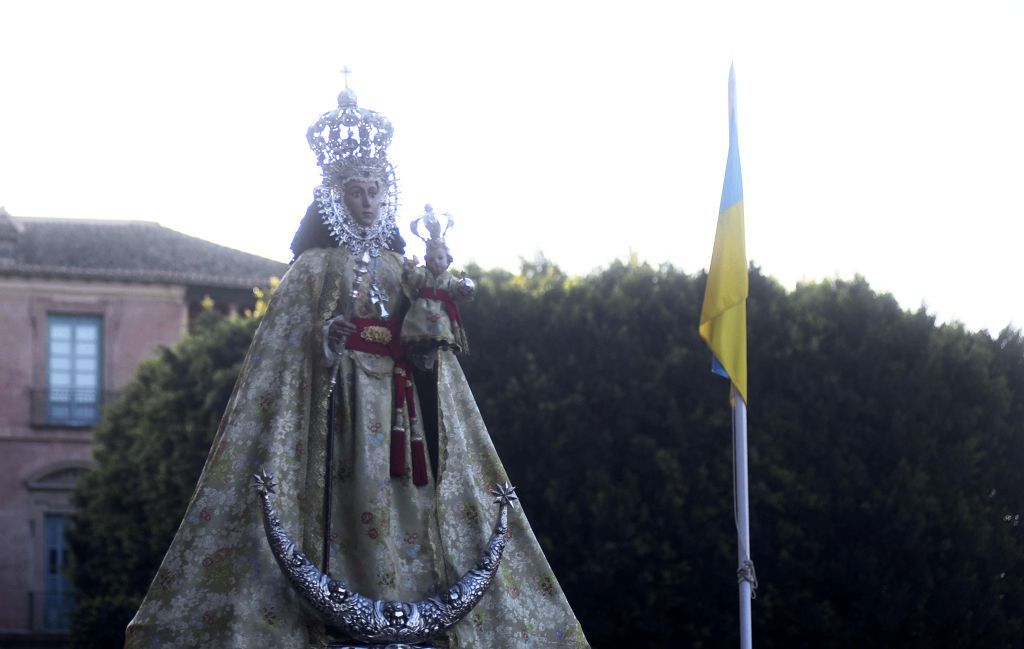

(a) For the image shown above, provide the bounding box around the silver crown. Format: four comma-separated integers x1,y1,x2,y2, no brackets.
307,86,394,177
411,204,454,245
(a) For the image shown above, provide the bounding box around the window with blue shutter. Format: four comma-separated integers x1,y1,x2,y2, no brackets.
46,314,103,426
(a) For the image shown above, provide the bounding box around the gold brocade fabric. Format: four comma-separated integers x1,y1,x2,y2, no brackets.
125,247,589,649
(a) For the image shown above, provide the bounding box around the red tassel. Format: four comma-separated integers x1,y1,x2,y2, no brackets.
411,438,429,486
390,429,406,477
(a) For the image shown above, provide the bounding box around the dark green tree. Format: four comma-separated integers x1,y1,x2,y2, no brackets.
459,262,1024,648
746,277,1024,647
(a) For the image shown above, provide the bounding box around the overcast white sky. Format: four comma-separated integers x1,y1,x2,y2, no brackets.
1,1,1021,334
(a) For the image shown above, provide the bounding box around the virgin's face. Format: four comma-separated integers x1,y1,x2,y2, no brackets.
342,179,383,227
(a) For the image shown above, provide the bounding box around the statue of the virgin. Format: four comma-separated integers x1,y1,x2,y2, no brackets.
124,79,590,649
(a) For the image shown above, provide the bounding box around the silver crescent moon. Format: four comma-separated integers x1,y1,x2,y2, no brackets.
252,470,516,646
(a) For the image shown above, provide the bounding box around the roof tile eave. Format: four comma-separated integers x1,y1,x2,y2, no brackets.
4,216,288,283
0,264,280,289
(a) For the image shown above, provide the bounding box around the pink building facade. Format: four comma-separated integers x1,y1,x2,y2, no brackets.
0,209,285,647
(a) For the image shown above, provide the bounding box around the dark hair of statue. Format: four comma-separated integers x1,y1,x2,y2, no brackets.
290,200,406,261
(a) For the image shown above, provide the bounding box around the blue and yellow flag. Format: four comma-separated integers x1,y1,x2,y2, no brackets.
699,65,748,403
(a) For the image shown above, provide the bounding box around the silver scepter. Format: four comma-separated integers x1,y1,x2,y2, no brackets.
326,251,371,393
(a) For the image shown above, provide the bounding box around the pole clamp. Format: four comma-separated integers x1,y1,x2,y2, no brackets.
737,559,758,599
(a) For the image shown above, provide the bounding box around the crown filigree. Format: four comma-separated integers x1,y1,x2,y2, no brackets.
307,86,394,178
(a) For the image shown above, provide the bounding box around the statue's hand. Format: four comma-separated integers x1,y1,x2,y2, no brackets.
322,315,356,364
402,255,420,276
453,272,476,301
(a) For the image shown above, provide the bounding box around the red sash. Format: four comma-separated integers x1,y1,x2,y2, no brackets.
343,317,428,486
417,287,463,328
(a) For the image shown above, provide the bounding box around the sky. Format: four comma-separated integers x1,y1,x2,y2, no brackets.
1,1,1021,334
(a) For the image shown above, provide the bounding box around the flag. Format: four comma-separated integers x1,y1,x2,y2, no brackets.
699,64,748,403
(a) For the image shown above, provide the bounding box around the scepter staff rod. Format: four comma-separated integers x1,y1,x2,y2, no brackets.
322,251,371,571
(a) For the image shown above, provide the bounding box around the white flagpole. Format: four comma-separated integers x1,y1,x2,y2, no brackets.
733,387,754,649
